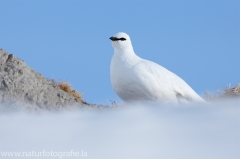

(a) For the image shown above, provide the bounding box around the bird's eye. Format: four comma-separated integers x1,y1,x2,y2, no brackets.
120,38,126,41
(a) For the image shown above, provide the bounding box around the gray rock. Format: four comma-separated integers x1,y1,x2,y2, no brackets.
0,49,102,112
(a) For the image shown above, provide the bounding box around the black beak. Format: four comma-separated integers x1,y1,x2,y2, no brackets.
110,37,117,41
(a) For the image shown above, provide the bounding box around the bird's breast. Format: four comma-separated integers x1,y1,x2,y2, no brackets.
110,54,157,102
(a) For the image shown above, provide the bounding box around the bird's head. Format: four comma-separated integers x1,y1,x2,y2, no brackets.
110,32,133,51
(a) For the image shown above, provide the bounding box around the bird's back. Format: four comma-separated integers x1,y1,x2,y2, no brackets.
135,59,205,104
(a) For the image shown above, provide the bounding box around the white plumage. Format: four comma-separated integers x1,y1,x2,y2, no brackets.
110,32,205,104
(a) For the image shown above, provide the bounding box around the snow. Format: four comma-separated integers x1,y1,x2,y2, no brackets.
0,100,239,159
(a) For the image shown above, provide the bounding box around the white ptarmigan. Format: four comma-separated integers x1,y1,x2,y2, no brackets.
110,32,205,104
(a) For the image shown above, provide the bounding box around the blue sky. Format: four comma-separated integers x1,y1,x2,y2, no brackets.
0,0,239,104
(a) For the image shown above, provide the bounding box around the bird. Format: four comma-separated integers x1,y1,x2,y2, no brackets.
109,32,205,105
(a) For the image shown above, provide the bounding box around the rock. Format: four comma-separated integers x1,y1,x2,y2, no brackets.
0,49,99,112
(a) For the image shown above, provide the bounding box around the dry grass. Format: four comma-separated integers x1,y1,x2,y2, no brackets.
204,84,240,101
50,79,83,102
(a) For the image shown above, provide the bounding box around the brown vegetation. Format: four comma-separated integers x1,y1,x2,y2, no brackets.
204,84,240,101
50,79,83,102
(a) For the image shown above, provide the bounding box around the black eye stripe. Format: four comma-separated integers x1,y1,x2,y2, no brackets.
119,38,126,41
110,37,127,41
